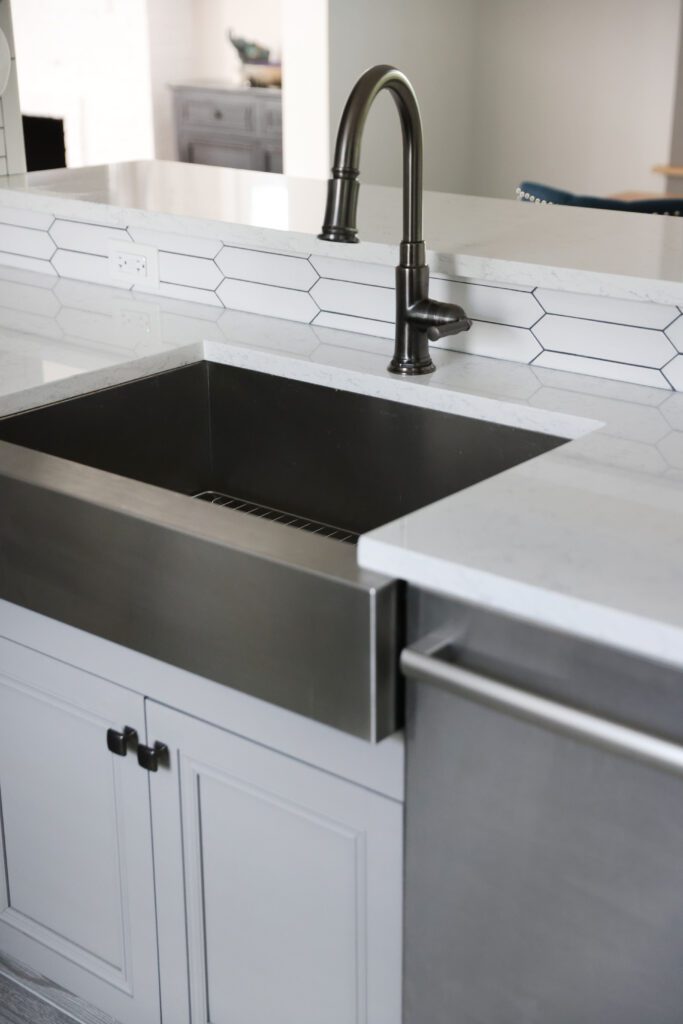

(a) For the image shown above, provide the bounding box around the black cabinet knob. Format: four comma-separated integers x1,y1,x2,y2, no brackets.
106,726,138,756
137,741,169,772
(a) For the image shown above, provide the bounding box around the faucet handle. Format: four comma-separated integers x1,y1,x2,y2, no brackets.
409,299,472,341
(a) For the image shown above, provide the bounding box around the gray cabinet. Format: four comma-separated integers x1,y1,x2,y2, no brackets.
0,622,402,1024
148,699,403,1024
172,81,282,173
0,639,160,1024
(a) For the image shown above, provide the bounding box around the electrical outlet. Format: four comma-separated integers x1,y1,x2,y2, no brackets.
108,240,159,289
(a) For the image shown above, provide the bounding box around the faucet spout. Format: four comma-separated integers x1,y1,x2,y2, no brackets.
319,65,471,375
319,64,423,250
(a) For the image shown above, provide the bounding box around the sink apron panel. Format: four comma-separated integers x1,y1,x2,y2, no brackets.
0,448,400,742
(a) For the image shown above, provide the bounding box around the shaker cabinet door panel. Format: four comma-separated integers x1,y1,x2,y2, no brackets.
0,638,160,1024
147,700,403,1024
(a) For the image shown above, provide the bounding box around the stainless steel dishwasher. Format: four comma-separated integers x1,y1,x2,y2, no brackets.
402,590,683,1024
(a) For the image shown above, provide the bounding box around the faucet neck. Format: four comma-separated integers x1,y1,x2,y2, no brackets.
319,65,424,255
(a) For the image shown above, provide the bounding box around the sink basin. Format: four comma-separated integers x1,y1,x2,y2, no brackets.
0,361,565,739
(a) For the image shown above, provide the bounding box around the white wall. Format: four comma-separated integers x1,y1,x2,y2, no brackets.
146,0,195,160
13,0,155,167
326,0,477,194
192,0,282,82
281,0,329,179
469,0,682,199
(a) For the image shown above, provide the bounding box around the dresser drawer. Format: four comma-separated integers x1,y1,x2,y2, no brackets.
179,94,255,133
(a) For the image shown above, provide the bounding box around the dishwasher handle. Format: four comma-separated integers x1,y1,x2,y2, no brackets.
401,639,683,778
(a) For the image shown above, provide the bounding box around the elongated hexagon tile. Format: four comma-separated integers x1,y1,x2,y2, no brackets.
159,251,223,290
535,288,679,329
217,278,317,323
50,219,128,256
216,246,318,290
663,355,683,391
535,315,676,368
310,278,393,321
532,351,670,390
0,223,55,259
433,321,541,363
129,226,222,259
665,314,683,352
429,278,544,328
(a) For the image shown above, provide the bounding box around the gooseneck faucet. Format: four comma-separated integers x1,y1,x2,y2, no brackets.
319,65,471,375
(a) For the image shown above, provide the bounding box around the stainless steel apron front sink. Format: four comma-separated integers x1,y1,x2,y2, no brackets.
0,361,565,740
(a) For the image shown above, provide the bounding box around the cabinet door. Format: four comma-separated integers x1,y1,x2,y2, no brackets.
147,700,403,1024
0,638,160,1024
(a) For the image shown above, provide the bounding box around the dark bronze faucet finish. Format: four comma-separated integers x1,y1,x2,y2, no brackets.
319,65,471,375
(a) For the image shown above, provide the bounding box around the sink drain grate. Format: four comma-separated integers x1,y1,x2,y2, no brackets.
192,490,359,544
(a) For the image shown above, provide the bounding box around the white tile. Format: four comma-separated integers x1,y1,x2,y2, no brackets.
158,251,222,290
433,321,541,364
135,279,222,307
535,315,676,368
0,278,60,317
430,279,543,328
664,315,683,352
0,223,55,259
311,311,394,339
310,255,395,288
128,226,221,259
0,206,54,230
217,278,317,323
663,356,683,391
52,249,130,289
532,351,670,390
310,278,393,321
0,251,57,276
216,246,318,290
535,288,679,329
50,219,129,256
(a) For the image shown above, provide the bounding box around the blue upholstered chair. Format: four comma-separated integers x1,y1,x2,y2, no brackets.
516,180,683,216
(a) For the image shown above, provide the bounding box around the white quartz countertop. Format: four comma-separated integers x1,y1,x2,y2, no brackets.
3,160,683,304
1,264,683,670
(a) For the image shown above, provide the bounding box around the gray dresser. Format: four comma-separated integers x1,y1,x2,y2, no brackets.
171,80,282,173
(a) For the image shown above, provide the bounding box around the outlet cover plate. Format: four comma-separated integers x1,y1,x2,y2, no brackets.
108,240,159,289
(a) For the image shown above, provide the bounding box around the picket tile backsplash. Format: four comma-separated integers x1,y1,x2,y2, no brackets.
0,205,681,392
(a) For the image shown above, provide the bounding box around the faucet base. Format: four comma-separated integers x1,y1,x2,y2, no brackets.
387,356,436,376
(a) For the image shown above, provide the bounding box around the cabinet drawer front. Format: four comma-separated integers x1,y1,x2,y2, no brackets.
180,95,254,132
0,638,160,1024
147,700,403,1024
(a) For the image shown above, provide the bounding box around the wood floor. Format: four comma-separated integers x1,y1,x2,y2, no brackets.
0,973,76,1024
0,952,119,1024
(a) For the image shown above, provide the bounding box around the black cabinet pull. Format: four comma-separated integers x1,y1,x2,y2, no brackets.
137,741,169,772
107,726,138,756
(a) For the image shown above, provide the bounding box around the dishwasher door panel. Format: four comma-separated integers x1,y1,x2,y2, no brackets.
404,650,683,1024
